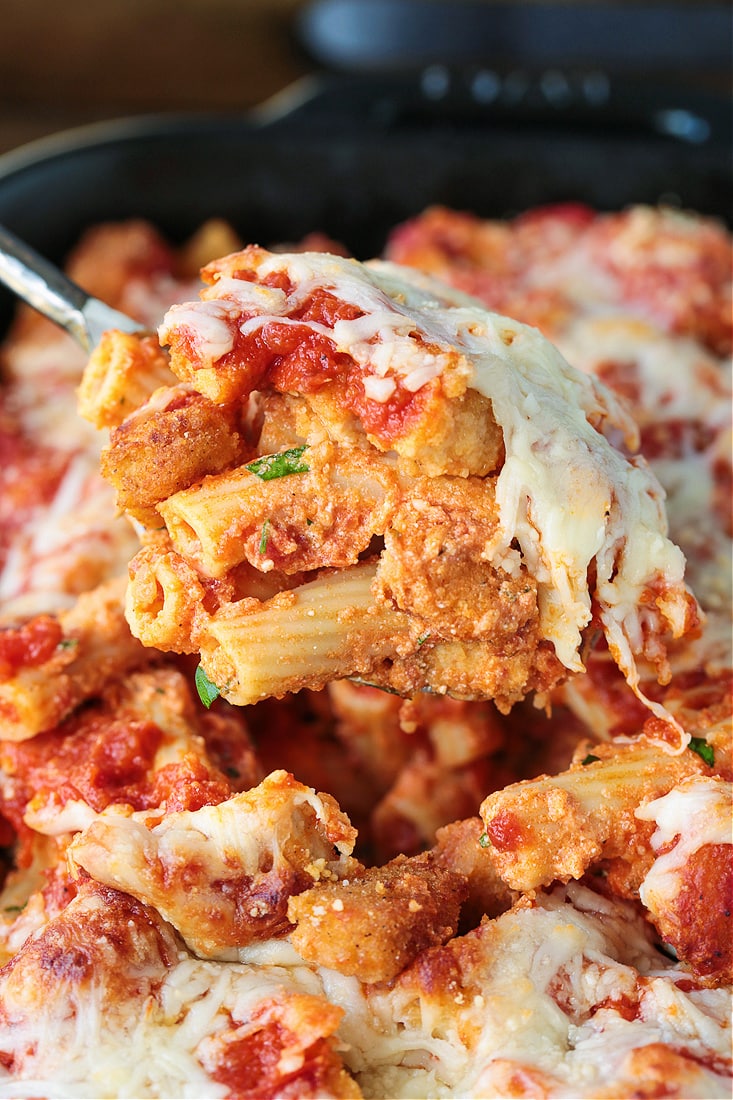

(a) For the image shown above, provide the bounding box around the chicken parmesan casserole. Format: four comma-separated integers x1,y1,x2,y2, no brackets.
0,204,730,1099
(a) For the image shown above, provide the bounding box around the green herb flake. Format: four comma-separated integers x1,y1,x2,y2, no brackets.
3,904,25,914
195,664,221,709
581,753,601,766
348,678,402,696
478,832,491,848
258,518,271,556
57,638,78,650
416,632,431,648
246,446,309,481
688,737,715,767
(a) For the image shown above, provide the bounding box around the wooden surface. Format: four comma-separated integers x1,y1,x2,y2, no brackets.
0,0,313,156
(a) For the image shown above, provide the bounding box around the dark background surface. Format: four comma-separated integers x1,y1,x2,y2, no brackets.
0,0,729,304
1,0,310,156
2,0,729,155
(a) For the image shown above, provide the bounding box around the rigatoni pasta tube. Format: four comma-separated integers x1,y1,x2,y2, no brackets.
198,562,414,705
479,738,711,891
158,440,397,579
0,577,153,741
126,547,207,654
78,330,176,429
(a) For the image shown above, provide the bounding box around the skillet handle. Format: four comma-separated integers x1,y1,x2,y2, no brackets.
298,0,733,74
289,0,731,148
258,68,728,152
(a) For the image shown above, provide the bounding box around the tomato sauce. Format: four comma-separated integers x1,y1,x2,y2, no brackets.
202,286,431,444
200,288,360,396
0,715,161,822
0,616,63,680
639,418,717,461
0,409,69,569
209,1019,339,1099
0,710,232,827
146,755,231,813
485,809,525,852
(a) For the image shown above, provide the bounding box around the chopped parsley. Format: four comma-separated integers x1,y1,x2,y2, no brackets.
478,832,491,848
581,753,601,765
258,518,271,555
416,632,431,648
57,638,78,650
246,446,309,481
195,664,220,708
688,736,714,767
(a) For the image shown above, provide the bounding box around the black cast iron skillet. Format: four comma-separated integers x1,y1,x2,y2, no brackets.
299,0,733,75
0,54,730,336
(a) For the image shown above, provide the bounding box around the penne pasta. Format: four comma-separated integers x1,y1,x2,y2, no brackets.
78,330,177,429
126,544,207,653
159,439,398,579
479,737,712,891
198,561,412,705
0,577,153,740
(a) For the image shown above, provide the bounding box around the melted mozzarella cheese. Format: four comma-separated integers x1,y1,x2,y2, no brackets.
636,776,732,913
161,252,695,731
557,316,731,430
0,455,139,623
331,882,731,1099
357,265,690,696
0,947,335,1100
162,298,240,362
0,872,729,1099
69,771,356,959
558,313,733,676
0,324,141,623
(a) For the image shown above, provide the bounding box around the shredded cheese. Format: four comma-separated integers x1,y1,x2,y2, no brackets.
160,251,696,736
330,882,732,1099
636,776,732,913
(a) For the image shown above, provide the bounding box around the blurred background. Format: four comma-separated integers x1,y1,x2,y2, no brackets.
0,0,729,282
1,0,729,156
3,0,308,154
0,0,309,154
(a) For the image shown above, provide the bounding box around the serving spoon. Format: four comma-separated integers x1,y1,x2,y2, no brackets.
0,222,441,707
0,222,140,351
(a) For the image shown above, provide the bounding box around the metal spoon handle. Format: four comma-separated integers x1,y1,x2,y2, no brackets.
0,223,139,352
